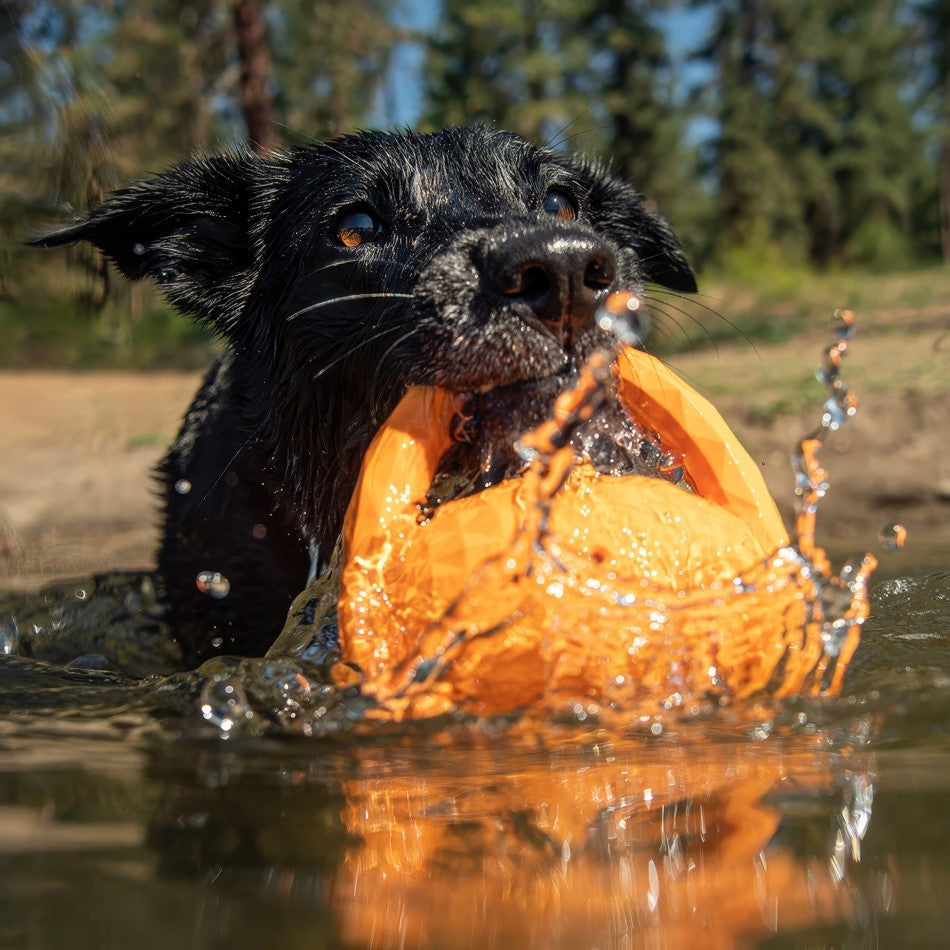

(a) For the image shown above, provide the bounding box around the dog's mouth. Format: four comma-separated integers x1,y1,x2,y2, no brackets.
342,340,788,582
460,365,576,400
423,362,669,512
412,295,659,508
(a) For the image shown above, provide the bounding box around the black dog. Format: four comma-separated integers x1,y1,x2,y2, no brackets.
34,126,695,663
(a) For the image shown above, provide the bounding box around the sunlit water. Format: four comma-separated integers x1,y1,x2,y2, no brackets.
2,309,950,948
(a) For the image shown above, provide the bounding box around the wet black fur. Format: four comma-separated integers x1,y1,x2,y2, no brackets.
33,126,695,663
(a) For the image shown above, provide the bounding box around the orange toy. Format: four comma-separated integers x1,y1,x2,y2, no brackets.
338,345,860,719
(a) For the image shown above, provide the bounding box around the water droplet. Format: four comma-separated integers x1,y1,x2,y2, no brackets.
815,361,839,386
791,446,829,495
821,385,858,430
299,625,340,664
878,522,907,552
211,636,224,649
820,617,852,658
260,659,315,713
0,617,20,655
196,571,230,599
132,242,145,256
252,523,267,540
596,291,647,345
415,501,435,526
838,555,869,592
199,676,253,734
659,453,685,484
174,479,192,494
833,308,856,340
514,438,539,464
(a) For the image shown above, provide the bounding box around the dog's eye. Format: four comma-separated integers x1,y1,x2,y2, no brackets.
542,188,577,221
334,207,382,248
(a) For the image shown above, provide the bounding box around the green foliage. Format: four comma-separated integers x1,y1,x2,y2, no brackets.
0,0,399,366
269,0,399,142
1,1,949,368
421,0,706,232
0,263,217,369
692,0,930,269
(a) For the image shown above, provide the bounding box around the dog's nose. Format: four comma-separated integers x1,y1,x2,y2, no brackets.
483,229,616,338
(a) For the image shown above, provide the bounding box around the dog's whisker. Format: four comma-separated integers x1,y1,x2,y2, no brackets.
647,296,720,352
299,300,403,360
273,121,321,145
311,323,403,382
285,292,414,323
194,428,265,515
368,328,419,419
550,123,614,150
649,285,728,307
648,300,720,356
295,255,414,285
647,288,759,355
544,106,597,151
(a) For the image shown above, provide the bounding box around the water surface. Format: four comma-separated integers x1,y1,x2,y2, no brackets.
1,567,949,948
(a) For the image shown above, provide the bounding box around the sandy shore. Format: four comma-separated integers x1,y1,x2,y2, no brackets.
1,344,948,592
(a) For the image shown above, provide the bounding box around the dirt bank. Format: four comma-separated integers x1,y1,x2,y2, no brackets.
1,333,948,592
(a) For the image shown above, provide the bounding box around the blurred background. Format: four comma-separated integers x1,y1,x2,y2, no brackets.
0,0,948,588
0,0,947,367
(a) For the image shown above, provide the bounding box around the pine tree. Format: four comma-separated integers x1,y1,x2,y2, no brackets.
421,0,699,228
692,0,925,267
918,0,950,261
269,0,398,142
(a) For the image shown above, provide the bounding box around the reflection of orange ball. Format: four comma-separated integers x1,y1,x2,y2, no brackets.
338,348,806,718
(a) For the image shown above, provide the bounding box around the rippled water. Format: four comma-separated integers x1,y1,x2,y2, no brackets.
0,568,948,948
3,306,949,947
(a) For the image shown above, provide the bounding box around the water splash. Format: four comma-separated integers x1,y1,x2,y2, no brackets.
196,571,230,599
334,296,884,722
199,674,254,735
782,308,889,695
878,522,907,552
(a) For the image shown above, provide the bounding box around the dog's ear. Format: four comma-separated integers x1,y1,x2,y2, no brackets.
29,152,266,327
633,208,697,294
578,160,697,293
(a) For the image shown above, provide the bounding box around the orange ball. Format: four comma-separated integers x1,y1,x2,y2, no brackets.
337,348,817,719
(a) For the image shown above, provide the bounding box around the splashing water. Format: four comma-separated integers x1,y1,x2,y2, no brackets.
196,571,231,599
326,297,888,723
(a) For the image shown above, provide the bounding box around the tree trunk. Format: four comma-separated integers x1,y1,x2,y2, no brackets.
232,0,278,154
940,124,950,263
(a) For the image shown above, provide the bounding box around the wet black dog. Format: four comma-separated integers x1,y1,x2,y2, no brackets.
34,126,695,663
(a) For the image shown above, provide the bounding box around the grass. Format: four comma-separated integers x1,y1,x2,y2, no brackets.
0,261,218,370
650,262,950,420
124,431,173,450
647,262,950,356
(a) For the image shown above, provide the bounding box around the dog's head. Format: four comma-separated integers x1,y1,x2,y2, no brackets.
34,126,695,548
